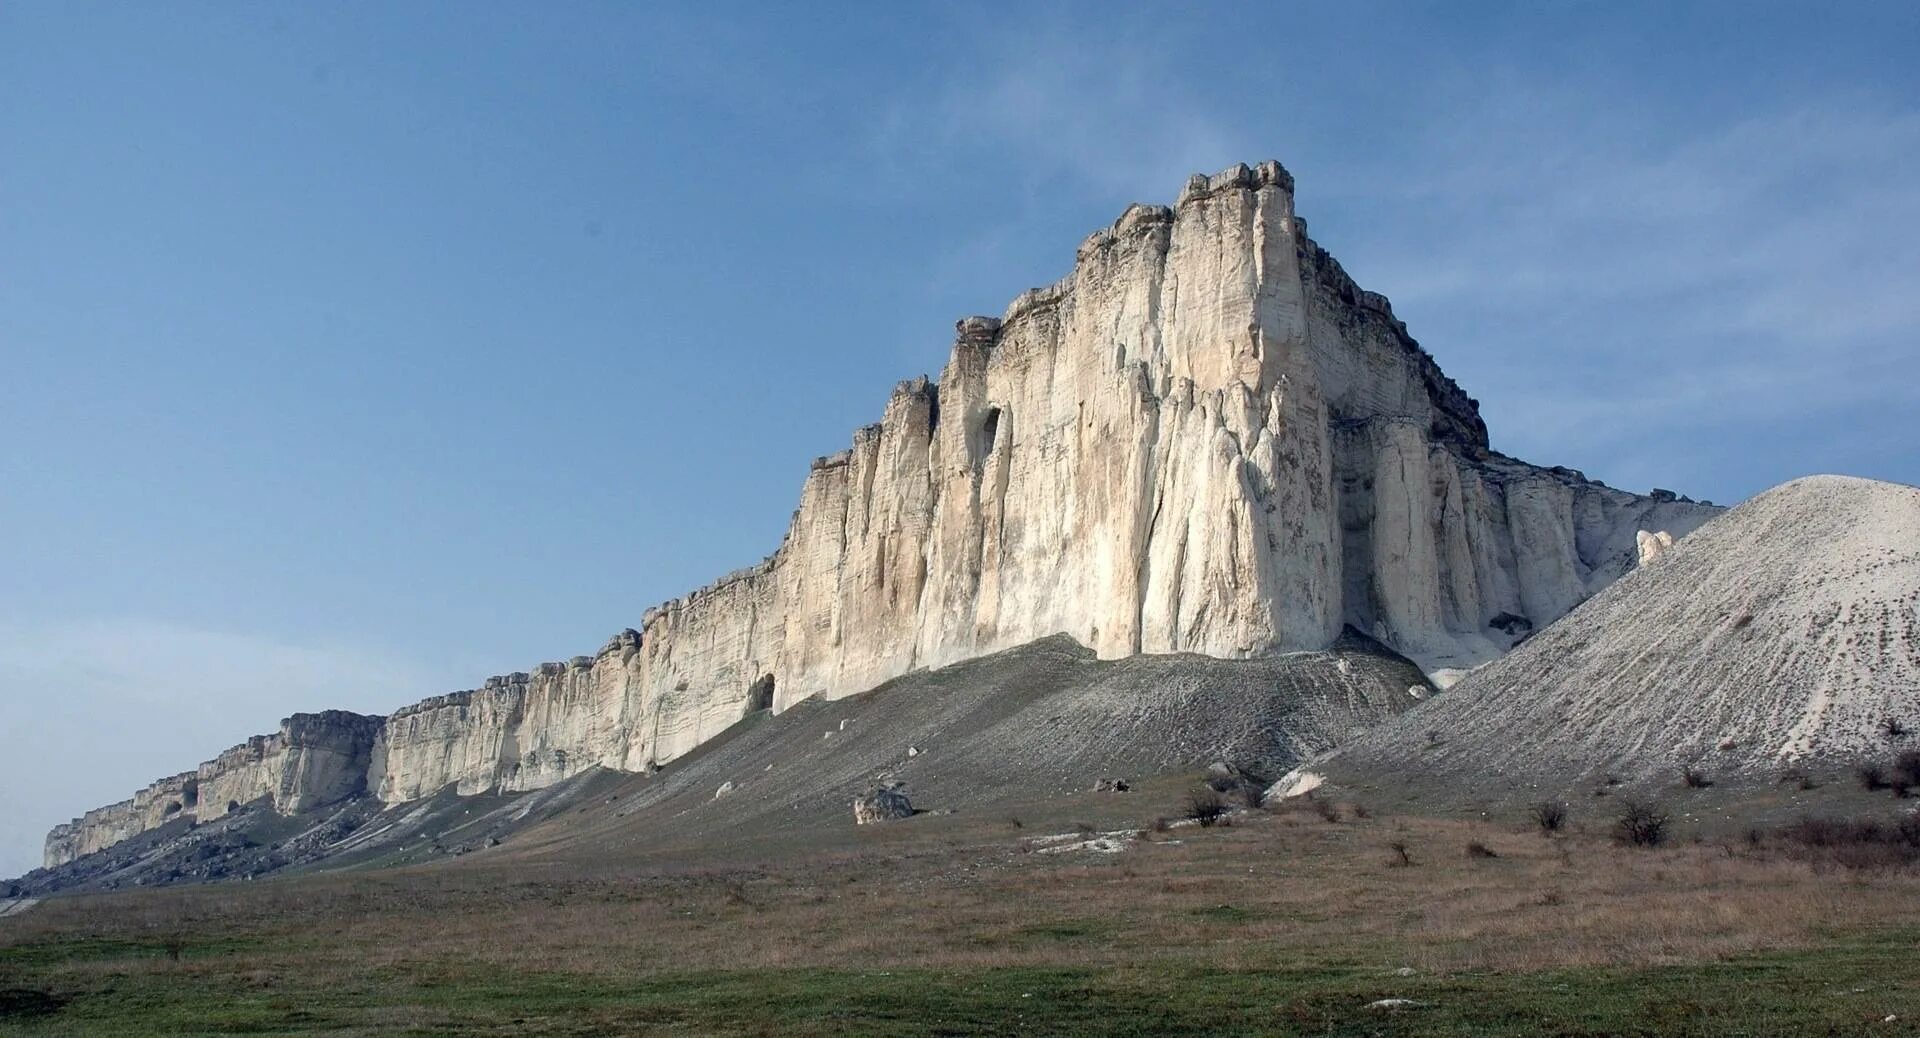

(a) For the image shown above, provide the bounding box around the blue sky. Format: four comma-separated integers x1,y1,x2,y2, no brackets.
3,2,1916,877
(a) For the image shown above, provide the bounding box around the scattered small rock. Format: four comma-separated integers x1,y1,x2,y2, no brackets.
714,781,734,800
1366,998,1430,1011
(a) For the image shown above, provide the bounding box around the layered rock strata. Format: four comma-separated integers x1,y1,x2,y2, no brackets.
43,161,1719,869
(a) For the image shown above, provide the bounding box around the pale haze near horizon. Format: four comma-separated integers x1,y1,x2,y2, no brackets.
4,3,1918,878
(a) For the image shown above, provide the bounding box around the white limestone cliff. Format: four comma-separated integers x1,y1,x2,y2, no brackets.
41,161,1720,870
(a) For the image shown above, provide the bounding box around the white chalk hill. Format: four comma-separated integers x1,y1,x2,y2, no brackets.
1302,475,1920,796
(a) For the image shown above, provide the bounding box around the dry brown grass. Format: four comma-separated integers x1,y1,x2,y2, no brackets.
8,806,1920,990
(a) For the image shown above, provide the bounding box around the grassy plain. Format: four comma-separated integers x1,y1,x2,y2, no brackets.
4,788,1918,1036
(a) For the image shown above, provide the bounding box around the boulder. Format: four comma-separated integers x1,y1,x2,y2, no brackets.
852,783,912,824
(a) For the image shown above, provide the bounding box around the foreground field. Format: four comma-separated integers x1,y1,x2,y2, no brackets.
4,785,1919,1036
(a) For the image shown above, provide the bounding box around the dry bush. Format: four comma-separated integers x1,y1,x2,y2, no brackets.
1780,815,1920,870
1883,716,1911,740
1857,764,1890,792
1349,802,1372,820
1530,801,1568,834
1778,766,1816,791
1894,750,1920,789
1680,764,1713,789
1465,841,1499,859
1613,801,1671,848
1387,840,1415,867
1310,797,1341,824
1187,790,1226,828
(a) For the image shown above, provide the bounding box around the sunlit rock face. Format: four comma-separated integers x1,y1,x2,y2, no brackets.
41,162,1720,869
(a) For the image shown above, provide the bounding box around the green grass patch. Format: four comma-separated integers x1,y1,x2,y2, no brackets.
1,933,1916,1035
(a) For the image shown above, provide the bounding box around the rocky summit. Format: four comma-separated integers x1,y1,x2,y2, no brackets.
34,161,1720,878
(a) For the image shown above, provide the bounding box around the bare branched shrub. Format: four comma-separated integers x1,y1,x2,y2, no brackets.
1530,801,1568,834
1240,785,1266,811
1613,801,1671,848
1311,797,1341,824
1883,716,1911,740
1465,841,1499,859
1680,765,1713,789
1151,816,1171,833
1350,802,1372,819
1188,790,1227,828
1387,840,1414,867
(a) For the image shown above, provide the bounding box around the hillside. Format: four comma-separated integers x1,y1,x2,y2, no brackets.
14,631,1425,894
1295,475,1920,808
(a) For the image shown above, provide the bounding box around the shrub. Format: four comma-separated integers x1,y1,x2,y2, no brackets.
1614,801,1671,847
1857,764,1890,792
1883,716,1911,740
1311,797,1341,823
1350,802,1372,819
1388,840,1415,867
1531,800,1568,834
1466,841,1499,859
1780,815,1920,869
1680,764,1713,789
1895,750,1920,788
1240,785,1266,810
1151,816,1171,833
1778,766,1816,790
1188,789,1227,828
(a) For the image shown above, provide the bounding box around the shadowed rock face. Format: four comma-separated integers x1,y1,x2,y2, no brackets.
1302,475,1920,802
39,161,1718,871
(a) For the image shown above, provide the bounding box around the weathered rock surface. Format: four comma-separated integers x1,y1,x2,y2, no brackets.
39,161,1717,871
1636,529,1675,566
1293,475,1920,802
852,784,913,824
43,711,380,867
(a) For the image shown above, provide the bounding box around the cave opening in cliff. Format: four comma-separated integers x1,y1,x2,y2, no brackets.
747,673,775,713
968,406,1002,468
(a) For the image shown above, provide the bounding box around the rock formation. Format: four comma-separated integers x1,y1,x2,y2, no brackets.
41,161,1719,870
852,783,913,824
44,711,380,866
1636,529,1675,566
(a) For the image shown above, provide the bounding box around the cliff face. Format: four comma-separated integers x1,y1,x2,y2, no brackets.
43,711,381,867
41,161,1721,871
